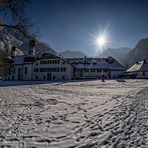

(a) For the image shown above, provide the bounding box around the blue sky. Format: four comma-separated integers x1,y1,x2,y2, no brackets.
28,0,148,56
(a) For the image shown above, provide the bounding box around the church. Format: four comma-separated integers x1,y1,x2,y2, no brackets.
8,52,74,81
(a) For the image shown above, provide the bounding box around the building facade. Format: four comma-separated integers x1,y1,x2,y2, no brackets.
8,53,74,81
7,49,126,81
126,60,148,78
66,56,126,79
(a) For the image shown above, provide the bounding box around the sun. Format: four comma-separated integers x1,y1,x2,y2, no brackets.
96,35,106,47
95,33,109,50
92,29,110,54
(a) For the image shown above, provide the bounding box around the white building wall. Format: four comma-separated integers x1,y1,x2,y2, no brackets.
66,64,73,80
136,71,148,78
83,72,98,78
33,58,73,80
9,65,23,80
110,71,125,78
9,64,33,80
75,69,110,79
22,64,32,80
83,71,109,79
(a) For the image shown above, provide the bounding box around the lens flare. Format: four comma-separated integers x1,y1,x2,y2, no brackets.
92,27,111,54
96,35,106,48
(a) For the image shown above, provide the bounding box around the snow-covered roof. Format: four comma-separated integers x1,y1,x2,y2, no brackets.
11,55,125,71
69,58,126,71
74,62,125,70
13,55,25,64
66,58,106,63
13,55,36,64
127,61,148,72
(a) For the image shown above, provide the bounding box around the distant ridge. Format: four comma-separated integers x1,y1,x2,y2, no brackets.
97,47,131,66
0,28,57,56
59,50,87,58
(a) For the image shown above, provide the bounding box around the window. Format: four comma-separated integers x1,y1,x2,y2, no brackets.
61,67,66,72
34,68,38,72
40,59,60,65
51,68,54,72
54,60,60,64
54,68,59,72
97,69,101,72
40,68,42,72
40,60,48,64
103,69,108,72
91,69,95,73
84,69,89,73
47,68,51,72
40,68,45,72
143,72,145,76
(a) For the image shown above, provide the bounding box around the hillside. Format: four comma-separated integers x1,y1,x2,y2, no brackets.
127,38,148,66
0,28,57,57
97,47,131,66
59,50,87,58
20,41,57,56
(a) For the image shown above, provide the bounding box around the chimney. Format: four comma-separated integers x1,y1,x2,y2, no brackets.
83,56,87,63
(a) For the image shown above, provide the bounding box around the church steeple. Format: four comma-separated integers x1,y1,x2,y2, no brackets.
11,46,16,58
29,39,37,56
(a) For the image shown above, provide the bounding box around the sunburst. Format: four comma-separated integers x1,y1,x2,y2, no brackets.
92,28,111,54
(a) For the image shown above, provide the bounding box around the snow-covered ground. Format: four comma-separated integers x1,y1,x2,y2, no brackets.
0,79,148,148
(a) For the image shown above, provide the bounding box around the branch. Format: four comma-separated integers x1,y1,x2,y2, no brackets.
0,23,30,39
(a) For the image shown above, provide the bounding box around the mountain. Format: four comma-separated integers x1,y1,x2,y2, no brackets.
0,30,23,55
0,28,57,56
59,50,87,58
127,38,148,66
97,47,131,66
20,41,57,56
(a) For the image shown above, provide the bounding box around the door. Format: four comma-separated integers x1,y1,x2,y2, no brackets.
47,73,51,80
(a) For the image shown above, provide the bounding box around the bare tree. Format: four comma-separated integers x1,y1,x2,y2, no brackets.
0,49,8,77
0,0,34,38
0,0,37,78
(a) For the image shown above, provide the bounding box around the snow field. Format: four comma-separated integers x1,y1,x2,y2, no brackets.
0,79,148,147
